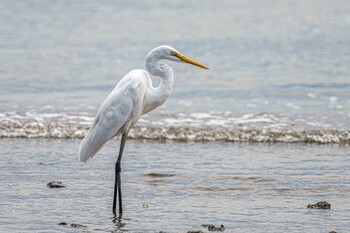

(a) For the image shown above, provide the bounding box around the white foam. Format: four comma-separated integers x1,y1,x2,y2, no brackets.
285,103,300,109
307,93,317,98
0,110,349,143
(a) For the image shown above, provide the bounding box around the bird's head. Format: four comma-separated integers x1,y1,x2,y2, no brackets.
148,45,209,70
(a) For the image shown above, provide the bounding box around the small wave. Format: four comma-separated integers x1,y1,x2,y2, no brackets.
144,173,176,178
1,111,349,144
128,127,350,144
0,111,91,138
190,187,254,192
207,176,278,183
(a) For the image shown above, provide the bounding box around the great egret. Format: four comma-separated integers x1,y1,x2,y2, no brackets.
78,45,208,215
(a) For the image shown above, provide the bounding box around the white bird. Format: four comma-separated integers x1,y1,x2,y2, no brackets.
78,45,208,215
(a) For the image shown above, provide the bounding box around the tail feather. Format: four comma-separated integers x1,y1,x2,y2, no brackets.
78,125,108,162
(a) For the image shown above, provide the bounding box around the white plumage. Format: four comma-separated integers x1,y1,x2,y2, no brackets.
79,69,148,162
78,45,208,214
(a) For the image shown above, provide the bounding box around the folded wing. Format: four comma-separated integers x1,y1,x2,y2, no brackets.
78,70,149,162
79,95,133,162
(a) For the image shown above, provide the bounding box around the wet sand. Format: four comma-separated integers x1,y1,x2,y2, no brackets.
0,138,349,232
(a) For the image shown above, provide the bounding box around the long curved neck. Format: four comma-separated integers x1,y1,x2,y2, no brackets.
143,54,174,113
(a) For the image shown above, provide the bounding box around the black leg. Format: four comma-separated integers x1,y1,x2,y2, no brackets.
117,169,122,214
113,132,127,215
112,163,119,214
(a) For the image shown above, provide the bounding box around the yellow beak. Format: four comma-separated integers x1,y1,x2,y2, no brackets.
172,51,209,70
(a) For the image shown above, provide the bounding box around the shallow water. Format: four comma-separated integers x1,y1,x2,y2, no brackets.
1,138,349,232
1,1,350,232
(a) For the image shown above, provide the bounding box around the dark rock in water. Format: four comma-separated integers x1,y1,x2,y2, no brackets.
208,224,225,231
329,231,337,233
187,231,204,233
71,223,87,229
59,222,87,228
47,181,65,188
307,201,331,209
201,224,225,232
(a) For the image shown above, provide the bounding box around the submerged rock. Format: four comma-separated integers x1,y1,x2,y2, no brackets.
71,223,87,229
201,224,225,232
47,181,65,188
187,231,204,233
307,201,331,209
209,224,225,231
58,222,67,226
145,173,176,177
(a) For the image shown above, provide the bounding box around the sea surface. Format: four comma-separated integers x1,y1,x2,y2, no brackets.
1,139,350,232
1,0,350,232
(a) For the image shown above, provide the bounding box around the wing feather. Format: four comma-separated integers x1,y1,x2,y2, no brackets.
78,97,133,162
78,69,149,162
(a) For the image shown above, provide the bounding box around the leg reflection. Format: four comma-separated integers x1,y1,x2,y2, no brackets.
112,214,126,230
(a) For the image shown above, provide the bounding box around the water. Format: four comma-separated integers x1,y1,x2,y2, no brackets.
1,0,350,232
1,139,350,232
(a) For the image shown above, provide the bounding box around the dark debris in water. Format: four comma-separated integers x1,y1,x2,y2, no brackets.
207,224,225,232
37,162,54,166
199,224,225,232
58,222,87,229
71,223,87,229
47,181,65,188
145,173,176,177
209,225,225,232
307,201,331,209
